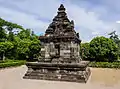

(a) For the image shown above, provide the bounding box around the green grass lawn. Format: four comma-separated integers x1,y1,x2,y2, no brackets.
89,61,120,68
1,59,120,69
0,59,26,68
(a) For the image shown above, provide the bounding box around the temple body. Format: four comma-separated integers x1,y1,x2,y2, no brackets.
23,4,91,83
39,4,81,63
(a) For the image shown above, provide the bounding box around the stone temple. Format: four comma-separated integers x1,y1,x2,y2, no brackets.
23,4,91,83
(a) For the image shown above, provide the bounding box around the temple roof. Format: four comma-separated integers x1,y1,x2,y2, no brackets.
46,4,75,35
58,4,65,11
40,4,81,43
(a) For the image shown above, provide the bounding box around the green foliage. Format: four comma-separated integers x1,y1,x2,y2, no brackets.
81,43,90,60
89,62,120,68
17,29,31,39
0,60,26,68
108,31,120,57
0,41,14,60
89,36,118,62
8,32,15,41
16,35,41,60
0,26,7,42
28,39,41,61
0,59,25,63
16,39,31,60
0,18,24,30
108,31,120,44
0,17,41,62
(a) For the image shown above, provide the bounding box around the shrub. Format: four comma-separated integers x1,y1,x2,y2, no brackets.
89,62,120,68
0,60,26,68
81,43,90,60
89,36,118,62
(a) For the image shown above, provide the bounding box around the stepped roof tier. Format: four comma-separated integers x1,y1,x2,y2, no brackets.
39,4,81,43
24,4,91,83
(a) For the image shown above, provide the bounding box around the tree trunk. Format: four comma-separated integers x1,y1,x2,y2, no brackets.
3,53,5,61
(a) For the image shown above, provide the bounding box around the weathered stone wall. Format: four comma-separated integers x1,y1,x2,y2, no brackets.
70,42,81,62
40,41,81,63
24,4,90,83
40,43,52,61
23,62,91,83
60,42,71,59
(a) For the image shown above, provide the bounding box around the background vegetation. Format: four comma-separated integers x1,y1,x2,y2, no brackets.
0,18,41,62
0,59,26,68
0,17,120,68
81,34,120,62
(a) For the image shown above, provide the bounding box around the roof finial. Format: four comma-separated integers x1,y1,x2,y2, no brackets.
58,4,65,11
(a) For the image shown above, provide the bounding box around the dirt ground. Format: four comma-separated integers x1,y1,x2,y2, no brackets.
0,65,120,89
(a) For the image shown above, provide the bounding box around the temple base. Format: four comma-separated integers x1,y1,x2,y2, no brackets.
23,61,91,83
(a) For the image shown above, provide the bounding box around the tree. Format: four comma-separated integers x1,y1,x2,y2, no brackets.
0,18,24,30
108,31,120,57
8,32,15,41
81,43,90,60
17,29,31,39
0,41,14,60
16,29,41,61
0,17,41,61
0,26,7,42
28,39,41,61
16,39,31,60
89,36,118,62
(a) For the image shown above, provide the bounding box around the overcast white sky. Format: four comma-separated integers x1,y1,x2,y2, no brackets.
0,0,120,42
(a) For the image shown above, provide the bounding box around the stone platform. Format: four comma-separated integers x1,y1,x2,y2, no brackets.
23,61,91,83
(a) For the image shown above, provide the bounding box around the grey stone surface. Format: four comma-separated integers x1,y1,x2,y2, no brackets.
23,4,91,83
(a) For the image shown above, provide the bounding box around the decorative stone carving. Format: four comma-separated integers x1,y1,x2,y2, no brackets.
23,4,91,83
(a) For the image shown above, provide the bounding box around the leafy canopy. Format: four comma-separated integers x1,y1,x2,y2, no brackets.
89,36,118,62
